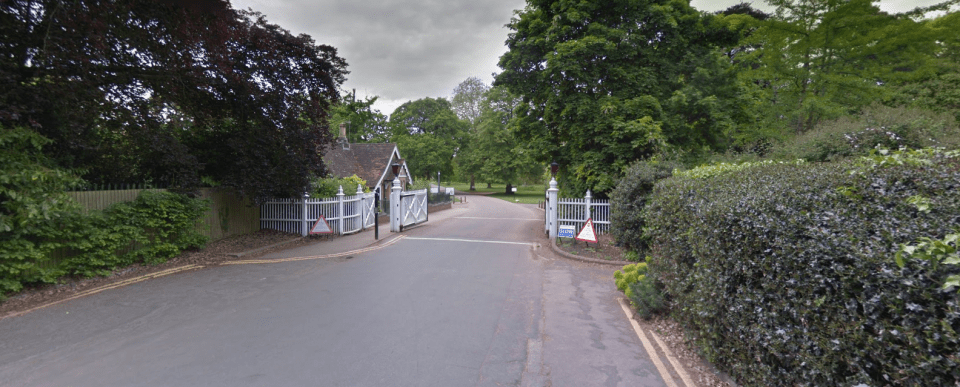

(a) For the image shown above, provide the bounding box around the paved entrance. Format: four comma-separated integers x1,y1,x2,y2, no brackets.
0,196,668,386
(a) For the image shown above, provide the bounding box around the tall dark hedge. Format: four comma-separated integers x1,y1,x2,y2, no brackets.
644,154,960,386
610,160,682,253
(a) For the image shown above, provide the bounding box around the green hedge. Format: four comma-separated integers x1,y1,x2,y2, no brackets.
644,149,960,386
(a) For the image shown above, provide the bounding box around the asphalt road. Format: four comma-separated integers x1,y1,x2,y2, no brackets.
0,196,666,386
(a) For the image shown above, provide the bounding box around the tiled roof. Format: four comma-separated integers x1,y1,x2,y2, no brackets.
323,142,398,188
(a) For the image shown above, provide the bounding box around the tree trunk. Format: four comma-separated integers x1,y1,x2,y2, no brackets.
470,175,476,191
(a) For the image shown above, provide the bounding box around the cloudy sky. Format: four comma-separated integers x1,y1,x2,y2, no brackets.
230,0,955,116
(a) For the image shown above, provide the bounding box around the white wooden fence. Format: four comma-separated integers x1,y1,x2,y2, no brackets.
544,180,611,238
261,185,377,236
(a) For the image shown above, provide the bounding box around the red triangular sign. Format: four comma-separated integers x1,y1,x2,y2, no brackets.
310,216,333,234
576,218,597,243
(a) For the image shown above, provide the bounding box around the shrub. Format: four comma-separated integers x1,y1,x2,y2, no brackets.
59,190,210,276
311,174,369,198
627,276,665,320
769,104,960,162
609,160,682,254
614,262,648,298
644,149,960,386
0,127,84,295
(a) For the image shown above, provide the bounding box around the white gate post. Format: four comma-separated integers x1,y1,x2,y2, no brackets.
547,177,559,239
357,184,366,230
301,194,309,237
336,185,345,235
584,190,592,223
390,178,401,232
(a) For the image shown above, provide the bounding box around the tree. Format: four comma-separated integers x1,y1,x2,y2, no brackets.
389,98,468,178
739,0,957,134
495,0,750,195
451,76,490,128
458,85,540,192
0,0,347,202
330,95,391,143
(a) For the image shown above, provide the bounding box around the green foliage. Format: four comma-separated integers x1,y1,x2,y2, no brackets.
740,0,947,134
1,133,209,296
609,160,682,254
57,191,210,278
330,95,391,143
627,275,666,320
389,98,467,179
1,1,347,202
495,0,753,195
896,230,960,292
673,159,805,179
0,127,83,294
614,262,648,298
615,261,664,320
770,104,960,162
644,152,960,385
310,174,369,198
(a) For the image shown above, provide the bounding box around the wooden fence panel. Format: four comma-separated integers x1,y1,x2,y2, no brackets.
66,188,260,241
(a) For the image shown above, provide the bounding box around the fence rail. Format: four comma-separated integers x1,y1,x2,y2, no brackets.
557,192,610,236
260,185,377,236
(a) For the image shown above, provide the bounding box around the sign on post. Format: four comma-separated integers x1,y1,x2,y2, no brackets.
558,225,576,238
576,218,597,243
310,216,333,234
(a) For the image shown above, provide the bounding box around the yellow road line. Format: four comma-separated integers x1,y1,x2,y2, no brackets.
618,297,680,387
221,235,405,265
649,324,698,387
1,264,203,321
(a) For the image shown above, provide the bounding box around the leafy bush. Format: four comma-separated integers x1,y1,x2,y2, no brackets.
311,174,369,198
614,262,648,298
0,127,84,295
644,149,960,386
614,261,665,319
770,104,960,162
609,160,682,254
627,276,665,320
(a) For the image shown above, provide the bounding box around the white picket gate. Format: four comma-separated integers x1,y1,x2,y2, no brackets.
260,185,377,236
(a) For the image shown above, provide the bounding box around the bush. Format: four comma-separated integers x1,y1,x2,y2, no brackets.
614,261,665,319
627,276,665,320
769,104,960,162
609,160,682,254
0,127,84,295
311,174,369,198
644,149,960,386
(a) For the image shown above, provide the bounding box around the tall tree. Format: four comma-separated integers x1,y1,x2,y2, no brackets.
450,76,490,128
0,0,347,201
496,0,748,194
739,0,957,134
389,98,468,178
467,86,541,194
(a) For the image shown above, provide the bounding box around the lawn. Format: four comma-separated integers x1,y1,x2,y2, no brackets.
445,181,546,205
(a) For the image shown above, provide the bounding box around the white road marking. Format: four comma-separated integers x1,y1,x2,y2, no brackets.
455,216,542,221
403,237,537,246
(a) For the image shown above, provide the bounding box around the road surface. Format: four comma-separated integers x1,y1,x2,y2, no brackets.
0,196,666,386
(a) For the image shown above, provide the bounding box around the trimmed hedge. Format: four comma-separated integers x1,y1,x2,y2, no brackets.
644,150,960,386
609,160,682,254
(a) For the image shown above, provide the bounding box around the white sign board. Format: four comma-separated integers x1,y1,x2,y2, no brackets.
310,216,333,234
558,225,576,238
576,218,597,243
